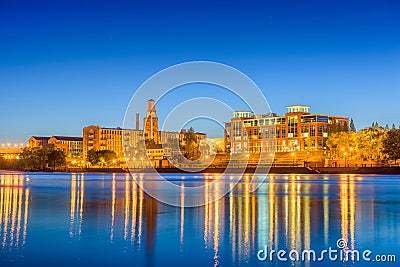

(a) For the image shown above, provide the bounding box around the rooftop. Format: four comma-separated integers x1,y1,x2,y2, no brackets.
31,136,50,141
52,136,83,142
285,104,311,108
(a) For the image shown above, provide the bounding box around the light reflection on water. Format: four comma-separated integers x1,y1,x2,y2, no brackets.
0,172,399,267
0,174,29,250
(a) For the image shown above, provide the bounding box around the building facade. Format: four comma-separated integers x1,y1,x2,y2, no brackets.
28,136,50,149
83,126,143,160
143,99,160,143
225,105,348,154
83,100,207,165
48,136,83,159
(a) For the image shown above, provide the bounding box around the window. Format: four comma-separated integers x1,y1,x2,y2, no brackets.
282,126,286,138
318,125,323,137
301,126,309,133
288,124,298,138
310,126,316,137
317,116,329,123
288,116,298,124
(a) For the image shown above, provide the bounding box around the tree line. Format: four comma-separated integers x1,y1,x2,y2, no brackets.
326,122,400,164
20,147,66,170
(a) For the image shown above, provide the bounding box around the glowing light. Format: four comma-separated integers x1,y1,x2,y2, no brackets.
0,174,30,248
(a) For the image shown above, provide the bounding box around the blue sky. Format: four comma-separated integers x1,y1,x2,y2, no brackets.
0,0,399,142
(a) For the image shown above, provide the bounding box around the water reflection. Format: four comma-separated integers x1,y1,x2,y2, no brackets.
1,172,399,267
340,175,356,250
69,173,84,237
90,174,158,253
65,173,394,266
0,174,30,250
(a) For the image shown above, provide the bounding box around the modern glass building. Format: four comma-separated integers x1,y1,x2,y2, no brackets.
224,105,348,154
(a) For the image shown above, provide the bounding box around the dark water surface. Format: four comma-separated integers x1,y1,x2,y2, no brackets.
0,172,399,267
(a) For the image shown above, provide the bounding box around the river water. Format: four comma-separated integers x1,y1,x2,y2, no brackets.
0,172,399,267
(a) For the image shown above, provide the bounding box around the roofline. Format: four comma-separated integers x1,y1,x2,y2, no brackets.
285,105,311,108
51,136,83,141
30,136,50,140
232,110,254,113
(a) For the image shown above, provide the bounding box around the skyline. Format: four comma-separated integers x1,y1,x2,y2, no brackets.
1,0,400,143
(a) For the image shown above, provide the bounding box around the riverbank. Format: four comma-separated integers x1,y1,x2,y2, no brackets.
3,166,400,175
47,166,400,175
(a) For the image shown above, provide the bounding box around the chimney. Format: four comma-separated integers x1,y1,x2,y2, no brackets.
136,113,140,130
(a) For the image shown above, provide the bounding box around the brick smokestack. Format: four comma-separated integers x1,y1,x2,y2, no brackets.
136,113,140,130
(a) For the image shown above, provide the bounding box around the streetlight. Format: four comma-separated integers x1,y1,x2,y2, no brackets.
344,152,347,167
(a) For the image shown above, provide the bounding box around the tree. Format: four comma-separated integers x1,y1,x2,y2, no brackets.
182,127,200,160
47,149,66,170
86,149,118,166
326,131,356,159
331,122,348,134
98,150,117,166
20,147,37,170
349,118,356,132
20,147,65,170
383,129,400,164
356,126,385,161
87,149,100,166
35,148,48,170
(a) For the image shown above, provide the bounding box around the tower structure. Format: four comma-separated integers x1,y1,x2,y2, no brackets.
143,99,160,143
